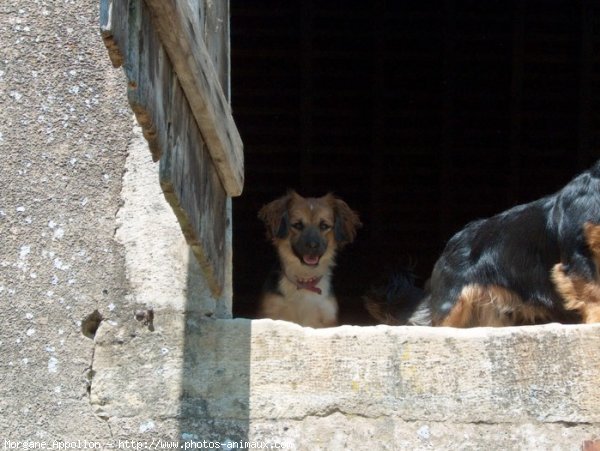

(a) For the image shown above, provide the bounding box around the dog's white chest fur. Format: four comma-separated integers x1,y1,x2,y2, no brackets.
261,276,338,328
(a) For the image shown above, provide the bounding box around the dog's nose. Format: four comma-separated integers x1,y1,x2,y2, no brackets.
308,240,319,249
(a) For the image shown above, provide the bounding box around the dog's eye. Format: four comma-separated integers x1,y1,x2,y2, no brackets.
292,222,304,231
319,222,331,231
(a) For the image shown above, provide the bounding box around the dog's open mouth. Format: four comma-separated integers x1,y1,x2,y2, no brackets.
302,255,320,266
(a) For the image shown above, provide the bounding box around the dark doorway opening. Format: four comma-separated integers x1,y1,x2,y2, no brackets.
230,0,600,325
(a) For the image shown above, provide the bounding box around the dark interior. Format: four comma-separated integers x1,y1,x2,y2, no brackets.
230,0,600,325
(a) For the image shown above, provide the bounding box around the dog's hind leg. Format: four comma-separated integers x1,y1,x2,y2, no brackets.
584,222,600,276
552,263,600,323
439,284,535,327
438,288,477,327
551,223,600,323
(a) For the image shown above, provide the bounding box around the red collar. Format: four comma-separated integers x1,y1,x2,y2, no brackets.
291,276,322,294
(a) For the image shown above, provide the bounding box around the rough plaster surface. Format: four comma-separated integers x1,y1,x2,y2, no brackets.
0,0,133,440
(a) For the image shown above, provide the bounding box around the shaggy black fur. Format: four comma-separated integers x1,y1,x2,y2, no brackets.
366,160,600,327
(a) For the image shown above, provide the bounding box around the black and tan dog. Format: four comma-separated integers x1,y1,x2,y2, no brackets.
366,160,600,327
258,191,361,328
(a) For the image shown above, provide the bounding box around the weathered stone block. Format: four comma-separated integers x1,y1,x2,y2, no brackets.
91,316,600,448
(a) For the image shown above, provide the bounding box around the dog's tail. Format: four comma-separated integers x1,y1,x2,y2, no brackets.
364,270,431,326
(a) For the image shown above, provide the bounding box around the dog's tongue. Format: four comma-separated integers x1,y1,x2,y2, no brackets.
303,255,320,265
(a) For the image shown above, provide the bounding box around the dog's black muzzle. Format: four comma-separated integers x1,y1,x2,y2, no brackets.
292,226,327,266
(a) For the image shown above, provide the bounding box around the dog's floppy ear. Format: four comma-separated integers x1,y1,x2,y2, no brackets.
258,192,293,240
331,196,362,248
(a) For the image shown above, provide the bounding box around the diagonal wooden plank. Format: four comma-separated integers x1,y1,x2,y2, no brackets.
143,0,244,197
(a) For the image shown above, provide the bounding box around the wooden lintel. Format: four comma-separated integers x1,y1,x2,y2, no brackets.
143,0,244,197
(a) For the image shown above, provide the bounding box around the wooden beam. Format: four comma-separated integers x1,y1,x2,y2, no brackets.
143,0,244,197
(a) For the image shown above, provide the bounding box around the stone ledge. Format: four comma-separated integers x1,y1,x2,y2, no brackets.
92,316,599,427
250,320,600,424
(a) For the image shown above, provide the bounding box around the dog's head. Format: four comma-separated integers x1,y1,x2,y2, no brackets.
258,191,361,270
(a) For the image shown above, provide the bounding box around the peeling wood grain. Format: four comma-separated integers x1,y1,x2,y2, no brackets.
160,78,227,296
202,0,230,100
125,0,165,161
143,0,244,197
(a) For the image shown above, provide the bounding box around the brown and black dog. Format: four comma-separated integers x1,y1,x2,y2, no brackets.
366,160,600,327
258,191,361,328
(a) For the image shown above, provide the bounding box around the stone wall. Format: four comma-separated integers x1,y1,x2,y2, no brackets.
0,0,132,440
